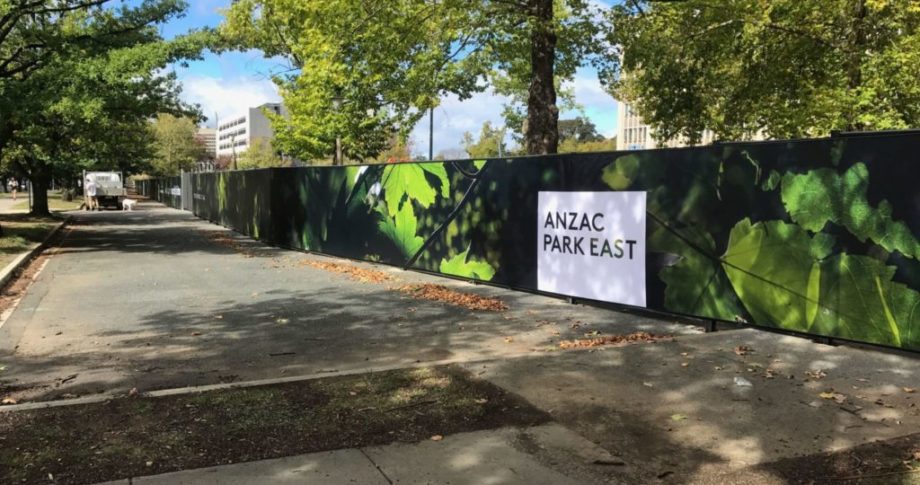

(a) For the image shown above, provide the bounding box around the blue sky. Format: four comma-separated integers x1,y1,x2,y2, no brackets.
159,0,619,155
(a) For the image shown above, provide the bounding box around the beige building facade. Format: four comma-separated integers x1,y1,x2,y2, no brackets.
616,100,719,150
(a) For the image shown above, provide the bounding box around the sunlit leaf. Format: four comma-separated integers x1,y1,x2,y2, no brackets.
439,248,496,281
378,202,423,257
782,163,920,259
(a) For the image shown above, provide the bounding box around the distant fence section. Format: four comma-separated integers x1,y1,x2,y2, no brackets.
136,176,182,210
140,131,920,352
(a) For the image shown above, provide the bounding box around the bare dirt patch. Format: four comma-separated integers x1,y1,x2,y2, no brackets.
558,331,671,349
396,283,509,312
0,366,549,485
300,260,393,283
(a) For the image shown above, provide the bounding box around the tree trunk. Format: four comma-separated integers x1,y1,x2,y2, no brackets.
30,164,51,217
845,0,868,131
525,0,558,155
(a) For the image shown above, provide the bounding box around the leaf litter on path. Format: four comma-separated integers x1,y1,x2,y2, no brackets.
299,260,393,283
395,284,508,312
558,331,670,349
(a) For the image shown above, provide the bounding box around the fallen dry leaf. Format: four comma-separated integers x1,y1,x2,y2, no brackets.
300,260,393,283
805,369,827,380
430,435,444,441
904,387,916,394
819,391,847,404
504,336,514,343
396,284,508,312
1,397,17,405
559,332,669,349
734,345,752,356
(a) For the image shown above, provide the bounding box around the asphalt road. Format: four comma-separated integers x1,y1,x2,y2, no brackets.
0,202,701,402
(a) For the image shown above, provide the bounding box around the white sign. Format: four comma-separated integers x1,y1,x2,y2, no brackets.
537,191,647,307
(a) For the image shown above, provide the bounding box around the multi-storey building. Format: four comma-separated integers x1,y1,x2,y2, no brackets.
195,127,216,156
215,103,286,159
617,100,717,150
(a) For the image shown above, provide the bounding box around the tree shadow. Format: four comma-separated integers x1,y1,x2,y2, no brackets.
473,329,920,483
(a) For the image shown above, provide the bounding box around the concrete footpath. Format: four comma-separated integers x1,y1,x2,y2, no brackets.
100,424,616,485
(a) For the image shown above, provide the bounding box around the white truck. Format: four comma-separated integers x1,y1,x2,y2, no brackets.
83,171,127,210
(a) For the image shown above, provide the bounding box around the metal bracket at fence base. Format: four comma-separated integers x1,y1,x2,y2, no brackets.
706,320,718,333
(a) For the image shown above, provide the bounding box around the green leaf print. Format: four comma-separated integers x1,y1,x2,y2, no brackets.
378,202,424,258
723,219,920,348
381,162,450,217
439,248,496,281
649,222,744,320
781,163,920,259
601,155,640,190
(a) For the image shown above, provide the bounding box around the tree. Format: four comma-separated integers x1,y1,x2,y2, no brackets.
237,138,288,169
222,0,609,158
462,121,509,158
0,1,209,215
558,136,615,153
150,114,204,175
222,0,485,163
605,0,920,142
558,117,602,143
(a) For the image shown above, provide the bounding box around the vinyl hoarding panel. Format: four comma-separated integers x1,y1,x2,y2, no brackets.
178,131,920,351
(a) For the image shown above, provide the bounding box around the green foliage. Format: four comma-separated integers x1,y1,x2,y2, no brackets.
381,163,450,217
439,248,496,281
601,155,639,190
721,218,920,348
606,0,920,142
222,0,612,157
0,1,210,214
462,122,509,159
559,136,616,154
558,117,603,143
781,163,920,259
761,170,781,191
650,223,743,320
150,114,203,175
722,219,836,331
222,0,486,161
378,202,424,258
238,138,288,170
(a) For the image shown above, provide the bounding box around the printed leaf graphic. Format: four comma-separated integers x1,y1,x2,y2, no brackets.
782,163,920,259
378,202,424,258
440,248,496,281
722,219,834,332
649,223,743,320
381,162,450,217
602,155,640,190
723,219,920,348
810,253,919,348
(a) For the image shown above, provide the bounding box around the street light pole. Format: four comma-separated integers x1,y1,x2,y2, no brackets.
332,94,344,166
429,107,434,161
231,133,238,170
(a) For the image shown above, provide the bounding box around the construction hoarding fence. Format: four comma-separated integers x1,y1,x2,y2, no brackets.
136,176,182,210
163,131,920,351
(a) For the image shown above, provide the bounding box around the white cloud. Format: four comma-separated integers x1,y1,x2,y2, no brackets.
410,89,514,158
561,69,619,138
180,75,281,126
411,70,620,158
